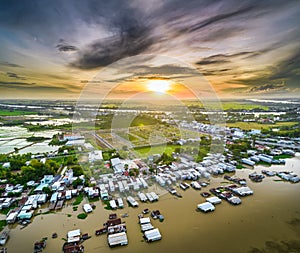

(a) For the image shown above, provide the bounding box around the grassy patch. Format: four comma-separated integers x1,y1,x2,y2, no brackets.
0,109,37,116
236,164,245,169
73,194,84,206
103,200,112,210
0,203,18,215
134,144,181,157
222,102,268,111
67,214,72,217
73,206,78,211
273,154,292,160
226,121,297,131
0,220,6,231
257,161,272,166
88,197,99,203
77,213,87,219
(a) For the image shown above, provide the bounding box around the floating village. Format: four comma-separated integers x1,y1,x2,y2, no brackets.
0,127,299,252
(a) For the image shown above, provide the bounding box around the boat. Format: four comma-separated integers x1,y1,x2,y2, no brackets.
95,227,107,236
121,213,129,218
179,183,188,190
151,210,161,219
167,187,182,197
63,242,84,253
0,230,9,246
200,192,211,198
33,238,47,252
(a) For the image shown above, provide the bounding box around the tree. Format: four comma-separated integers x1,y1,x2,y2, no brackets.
72,178,83,188
42,186,52,195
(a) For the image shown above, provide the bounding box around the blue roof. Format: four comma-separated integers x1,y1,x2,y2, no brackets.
34,183,48,192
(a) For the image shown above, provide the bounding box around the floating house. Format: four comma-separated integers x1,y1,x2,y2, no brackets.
127,196,138,207
117,198,124,208
144,228,162,242
206,196,222,205
109,200,117,210
83,204,93,213
137,192,147,202
107,232,128,247
241,158,255,166
197,202,215,212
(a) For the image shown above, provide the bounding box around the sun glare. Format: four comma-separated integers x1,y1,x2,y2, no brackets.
146,80,171,94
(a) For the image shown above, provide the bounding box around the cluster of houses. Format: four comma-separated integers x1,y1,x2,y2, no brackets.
197,183,254,213
241,149,294,167
139,217,162,242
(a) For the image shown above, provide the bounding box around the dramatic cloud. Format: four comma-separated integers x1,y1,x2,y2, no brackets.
70,15,154,69
249,83,286,93
56,39,78,52
0,0,300,98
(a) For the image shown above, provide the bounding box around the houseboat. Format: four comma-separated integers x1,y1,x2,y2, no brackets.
197,202,215,213
206,196,222,205
33,238,46,253
109,200,117,210
137,192,147,202
107,232,128,247
83,203,93,213
127,196,139,207
0,230,9,246
117,198,124,208
191,181,201,190
144,228,162,242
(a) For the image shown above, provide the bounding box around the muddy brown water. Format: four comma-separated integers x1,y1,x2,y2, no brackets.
4,155,300,253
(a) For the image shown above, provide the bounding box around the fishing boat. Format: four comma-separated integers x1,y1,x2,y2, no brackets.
33,238,47,252
0,230,9,246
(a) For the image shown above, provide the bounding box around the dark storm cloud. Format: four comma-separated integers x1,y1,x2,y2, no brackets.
249,83,285,93
0,62,23,68
0,0,300,97
196,52,256,65
56,39,78,52
70,15,154,69
270,50,300,81
231,47,300,89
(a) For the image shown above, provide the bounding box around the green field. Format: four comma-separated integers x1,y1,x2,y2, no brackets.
134,144,181,157
0,109,37,116
220,102,268,111
226,121,297,131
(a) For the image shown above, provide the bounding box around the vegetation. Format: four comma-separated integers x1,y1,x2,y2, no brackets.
134,144,181,157
273,154,293,160
226,121,297,131
77,213,87,219
49,134,66,146
0,109,37,116
0,220,6,231
0,153,60,185
73,194,84,206
26,136,50,142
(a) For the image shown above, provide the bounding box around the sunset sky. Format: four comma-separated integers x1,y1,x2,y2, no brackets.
0,0,299,100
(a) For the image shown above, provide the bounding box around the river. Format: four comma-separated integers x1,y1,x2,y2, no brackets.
4,154,300,253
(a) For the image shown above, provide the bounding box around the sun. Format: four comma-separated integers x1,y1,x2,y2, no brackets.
146,80,171,94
